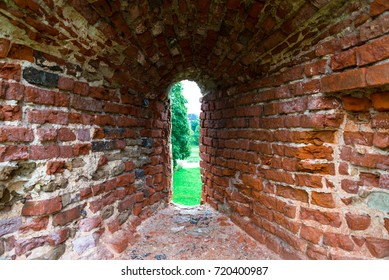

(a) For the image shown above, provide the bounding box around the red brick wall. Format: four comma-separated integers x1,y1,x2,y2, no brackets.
0,47,171,258
201,3,389,259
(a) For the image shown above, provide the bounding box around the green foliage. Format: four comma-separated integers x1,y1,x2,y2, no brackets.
172,167,202,206
170,82,192,167
189,115,200,146
192,124,200,145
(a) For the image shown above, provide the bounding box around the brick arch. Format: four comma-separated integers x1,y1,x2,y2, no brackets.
0,0,389,259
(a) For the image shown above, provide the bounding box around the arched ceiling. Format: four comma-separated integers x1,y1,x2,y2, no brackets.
0,0,367,98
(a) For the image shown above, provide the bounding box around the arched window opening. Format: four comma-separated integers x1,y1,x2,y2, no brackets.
169,80,202,206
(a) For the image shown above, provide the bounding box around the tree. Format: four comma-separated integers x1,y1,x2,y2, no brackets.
192,123,200,146
170,82,191,167
189,115,200,146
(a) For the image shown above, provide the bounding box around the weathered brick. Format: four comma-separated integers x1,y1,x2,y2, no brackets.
0,81,24,101
370,0,389,16
300,224,322,244
371,92,389,111
0,145,29,162
0,127,34,142
0,63,21,81
331,49,356,70
30,145,60,160
23,67,59,87
0,105,22,121
341,95,371,112
323,232,355,251
22,197,62,216
321,68,366,93
276,185,308,203
0,38,11,58
365,237,389,258
71,95,102,112
345,213,371,230
78,216,102,232
366,62,389,87
300,207,342,227
19,217,49,233
58,76,74,91
53,206,82,226
311,192,336,208
58,128,76,141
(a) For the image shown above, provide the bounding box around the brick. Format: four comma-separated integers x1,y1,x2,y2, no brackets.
345,213,371,230
344,131,374,146
0,38,11,58
379,174,389,190
0,63,21,81
331,49,356,70
26,87,55,105
273,212,300,234
105,230,129,253
323,232,355,251
19,217,49,233
0,105,22,121
300,207,342,227
341,95,371,112
263,169,294,184
53,206,82,226
74,81,89,95
385,218,389,234
23,67,59,87
315,37,340,55
37,128,58,142
0,127,34,142
297,162,335,175
30,145,60,160
321,68,366,93
8,44,34,62
304,59,327,77
71,95,102,112
366,62,389,87
27,110,69,125
58,128,76,141
73,143,91,156
365,237,389,258
58,76,74,91
372,113,389,128
78,216,102,232
311,192,336,208
371,92,389,111
295,174,323,188
0,81,24,101
360,14,389,41
360,172,380,188
357,36,389,66
118,194,137,212
306,244,328,260
22,197,62,216
307,96,340,111
370,0,389,16
15,236,47,256
0,145,29,162
0,217,22,237
46,161,65,175
300,224,322,244
341,179,360,194
276,185,308,203
296,145,333,160
47,228,68,246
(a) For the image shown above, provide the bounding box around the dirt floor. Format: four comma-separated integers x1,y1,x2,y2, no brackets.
85,204,281,260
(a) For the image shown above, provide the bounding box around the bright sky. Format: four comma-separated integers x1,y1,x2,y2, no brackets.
181,80,202,115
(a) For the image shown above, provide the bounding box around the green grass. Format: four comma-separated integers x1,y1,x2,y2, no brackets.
187,145,200,162
172,167,202,206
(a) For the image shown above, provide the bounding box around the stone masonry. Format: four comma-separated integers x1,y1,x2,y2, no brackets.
0,0,388,259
